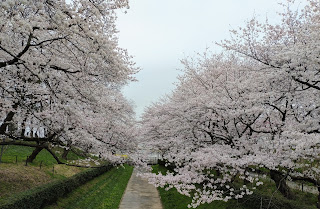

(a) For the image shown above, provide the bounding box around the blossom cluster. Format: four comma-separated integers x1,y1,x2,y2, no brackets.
139,1,320,207
0,0,137,163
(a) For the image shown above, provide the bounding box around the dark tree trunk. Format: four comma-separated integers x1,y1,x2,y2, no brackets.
270,170,293,199
27,147,43,163
62,149,70,160
0,139,5,163
0,108,17,134
0,104,18,162
0,148,3,163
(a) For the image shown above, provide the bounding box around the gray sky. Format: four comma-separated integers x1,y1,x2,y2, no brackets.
117,0,297,118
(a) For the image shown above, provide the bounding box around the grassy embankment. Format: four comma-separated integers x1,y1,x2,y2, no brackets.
152,164,317,209
45,164,133,209
0,145,133,209
0,145,89,203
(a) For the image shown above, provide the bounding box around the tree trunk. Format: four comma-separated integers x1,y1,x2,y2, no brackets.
0,102,19,134
62,149,70,160
27,147,43,163
0,142,5,163
270,170,293,199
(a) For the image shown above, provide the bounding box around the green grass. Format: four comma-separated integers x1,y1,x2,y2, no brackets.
0,145,89,202
243,178,317,209
1,145,85,166
45,165,133,209
152,165,318,209
152,165,233,209
0,145,124,208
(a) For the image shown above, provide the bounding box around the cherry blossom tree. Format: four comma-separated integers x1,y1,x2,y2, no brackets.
219,0,320,202
140,53,266,207
140,1,320,207
0,0,137,165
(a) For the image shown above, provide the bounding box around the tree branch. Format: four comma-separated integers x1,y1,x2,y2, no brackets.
0,33,33,68
292,76,320,91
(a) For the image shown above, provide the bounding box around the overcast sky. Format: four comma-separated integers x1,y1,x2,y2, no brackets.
116,0,302,118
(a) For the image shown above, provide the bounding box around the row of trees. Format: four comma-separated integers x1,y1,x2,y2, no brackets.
140,0,320,208
0,0,137,164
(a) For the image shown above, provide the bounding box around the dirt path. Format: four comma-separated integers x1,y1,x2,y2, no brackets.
119,168,163,209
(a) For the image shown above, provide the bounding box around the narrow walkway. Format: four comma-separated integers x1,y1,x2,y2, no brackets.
119,168,163,209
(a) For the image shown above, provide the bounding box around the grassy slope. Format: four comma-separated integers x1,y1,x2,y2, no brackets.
0,145,85,202
45,165,133,209
1,145,84,166
153,165,317,209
